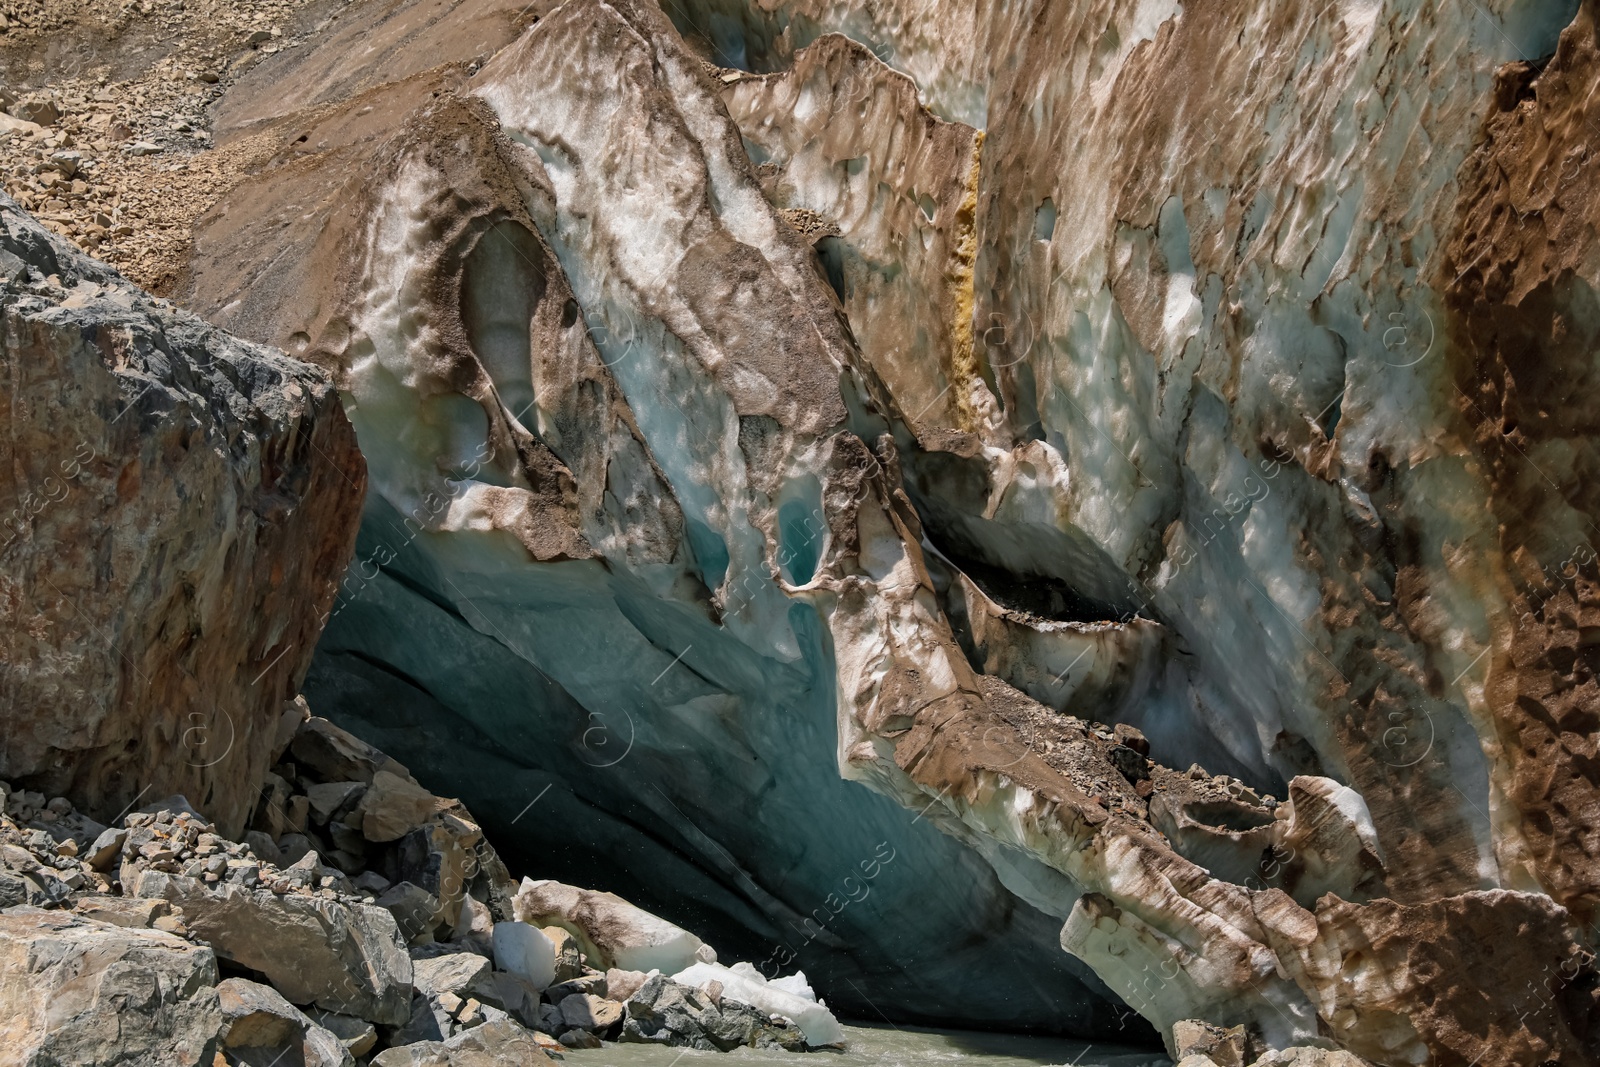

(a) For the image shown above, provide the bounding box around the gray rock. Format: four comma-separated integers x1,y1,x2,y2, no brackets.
276,832,315,867
242,830,282,865
9,96,59,125
354,870,392,896
619,974,718,1050
391,823,474,938
305,1008,379,1057
545,973,606,1001
559,991,623,1033
0,861,65,906
217,976,354,1066
0,869,31,908
412,951,495,1000
616,974,806,1052
48,151,82,179
378,880,441,944
546,924,584,982
0,910,222,1065
129,868,413,1025
303,1022,357,1067
372,1017,554,1065
388,993,451,1046
85,826,126,870
479,970,543,1030
753,1017,809,1052
218,977,306,1048
272,697,310,762
71,895,169,928
701,998,766,1050
306,781,366,825
1107,744,1150,783
327,820,368,858
290,717,409,786
357,771,437,843
559,1027,603,1048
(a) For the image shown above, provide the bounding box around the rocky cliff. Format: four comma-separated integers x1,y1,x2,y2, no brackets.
5,0,1600,1063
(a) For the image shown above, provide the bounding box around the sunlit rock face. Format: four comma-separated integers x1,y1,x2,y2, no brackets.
0,196,364,838
180,0,1600,1059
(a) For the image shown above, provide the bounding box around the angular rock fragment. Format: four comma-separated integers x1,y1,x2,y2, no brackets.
620,974,719,1050
1172,1019,1251,1067
218,979,305,1048
85,826,127,870
305,1009,379,1058
71,895,169,928
387,822,477,937
370,1017,553,1065
377,881,442,945
546,924,584,982
559,1027,603,1048
217,977,355,1067
605,966,650,1002
0,910,222,1066
559,991,623,1033
358,771,439,843
290,717,409,787
306,782,366,826
412,952,496,1002
129,868,413,1025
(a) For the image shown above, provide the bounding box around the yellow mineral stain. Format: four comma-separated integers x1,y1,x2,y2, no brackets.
946,130,984,433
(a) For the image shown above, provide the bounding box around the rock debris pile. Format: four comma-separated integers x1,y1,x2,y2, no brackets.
0,0,322,289
0,705,843,1065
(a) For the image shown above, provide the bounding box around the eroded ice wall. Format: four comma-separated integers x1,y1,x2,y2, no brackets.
178,0,1600,1061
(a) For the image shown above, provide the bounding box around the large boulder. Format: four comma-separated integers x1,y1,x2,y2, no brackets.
216,977,354,1067
128,868,413,1025
0,195,363,839
0,909,222,1066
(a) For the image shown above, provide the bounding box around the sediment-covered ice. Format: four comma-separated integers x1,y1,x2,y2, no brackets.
179,0,1600,1061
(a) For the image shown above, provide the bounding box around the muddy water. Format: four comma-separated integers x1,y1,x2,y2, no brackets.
565,1024,1170,1067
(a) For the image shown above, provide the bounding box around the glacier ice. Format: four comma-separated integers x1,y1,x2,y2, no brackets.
172,0,1600,1060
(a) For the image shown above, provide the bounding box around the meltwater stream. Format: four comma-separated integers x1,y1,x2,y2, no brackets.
570,1024,1170,1066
